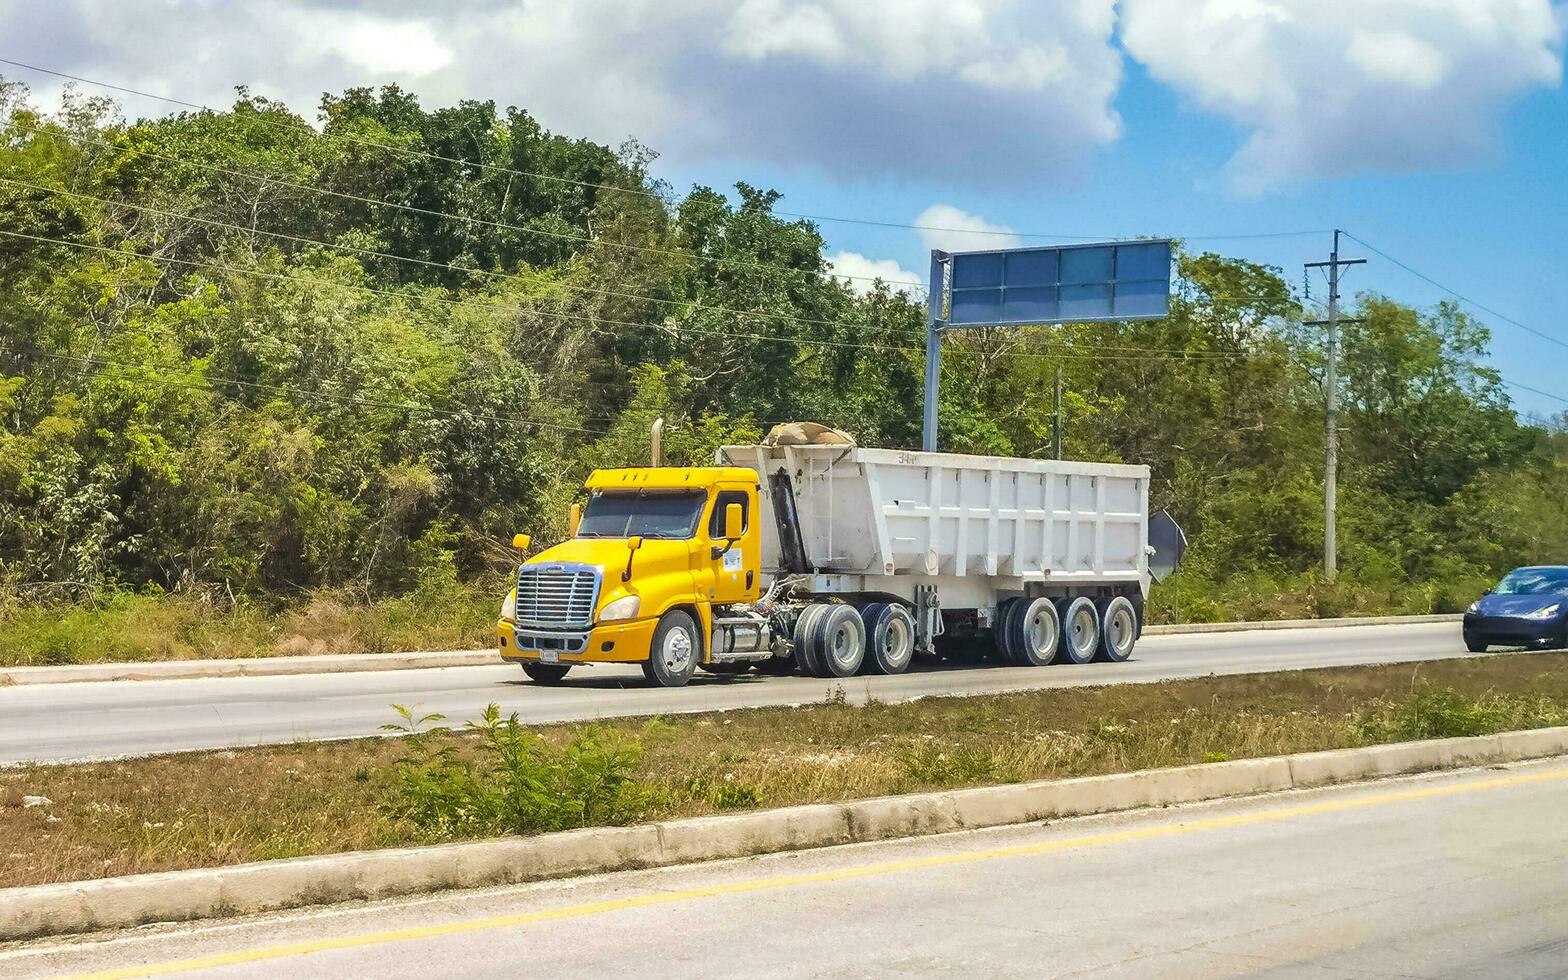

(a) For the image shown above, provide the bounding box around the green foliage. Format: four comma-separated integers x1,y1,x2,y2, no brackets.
379,703,657,840
0,75,1561,646
1354,684,1567,741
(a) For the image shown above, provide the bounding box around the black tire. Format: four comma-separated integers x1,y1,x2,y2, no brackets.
992,597,1022,665
1010,597,1061,667
860,602,916,675
1463,632,1488,654
1055,596,1100,665
521,662,571,685
645,610,700,687
793,604,831,677
1094,596,1138,662
809,604,866,678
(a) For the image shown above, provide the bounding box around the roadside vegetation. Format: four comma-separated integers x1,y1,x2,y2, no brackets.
1,79,1566,666
5,651,1568,889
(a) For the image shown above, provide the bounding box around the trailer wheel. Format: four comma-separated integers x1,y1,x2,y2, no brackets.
1011,597,1061,667
860,603,915,674
1054,596,1100,665
643,610,700,687
1095,596,1138,662
809,604,866,678
521,663,571,685
992,598,1022,664
792,604,831,676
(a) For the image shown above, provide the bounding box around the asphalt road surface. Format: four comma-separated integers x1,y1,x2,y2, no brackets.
0,621,1500,765
6,756,1566,978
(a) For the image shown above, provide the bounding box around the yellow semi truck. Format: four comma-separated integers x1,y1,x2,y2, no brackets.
500,435,1158,687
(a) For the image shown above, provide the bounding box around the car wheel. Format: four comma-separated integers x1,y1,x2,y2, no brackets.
1463,631,1488,654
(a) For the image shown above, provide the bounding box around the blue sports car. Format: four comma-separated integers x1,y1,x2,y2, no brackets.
1463,566,1568,653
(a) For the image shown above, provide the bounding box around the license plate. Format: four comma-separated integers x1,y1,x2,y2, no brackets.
539,650,560,664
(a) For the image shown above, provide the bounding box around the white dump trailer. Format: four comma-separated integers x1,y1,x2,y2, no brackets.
716,444,1152,676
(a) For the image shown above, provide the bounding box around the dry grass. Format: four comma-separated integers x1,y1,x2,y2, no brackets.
0,587,497,667
4,651,1568,889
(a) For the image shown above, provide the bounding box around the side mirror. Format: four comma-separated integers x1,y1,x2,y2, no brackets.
568,503,582,537
512,533,532,551
621,536,643,582
724,503,743,542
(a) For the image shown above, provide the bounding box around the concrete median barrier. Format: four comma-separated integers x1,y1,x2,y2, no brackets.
4,723,1565,941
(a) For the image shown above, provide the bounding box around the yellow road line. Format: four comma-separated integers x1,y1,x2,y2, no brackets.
66,766,1568,979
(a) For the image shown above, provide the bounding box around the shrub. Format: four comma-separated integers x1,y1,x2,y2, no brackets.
379,703,657,840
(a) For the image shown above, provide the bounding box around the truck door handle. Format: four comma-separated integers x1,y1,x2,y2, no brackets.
746,570,754,589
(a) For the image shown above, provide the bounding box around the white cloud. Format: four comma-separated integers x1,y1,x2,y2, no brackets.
824,251,925,296
914,204,1022,253
1119,0,1565,193
0,0,1124,186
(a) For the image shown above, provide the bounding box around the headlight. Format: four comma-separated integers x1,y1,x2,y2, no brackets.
1523,604,1560,621
1467,601,1480,614
500,589,516,623
598,595,641,622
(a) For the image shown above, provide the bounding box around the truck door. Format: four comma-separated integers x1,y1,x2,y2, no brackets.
701,485,760,606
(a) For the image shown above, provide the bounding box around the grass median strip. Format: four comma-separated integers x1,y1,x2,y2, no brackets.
4,650,1568,890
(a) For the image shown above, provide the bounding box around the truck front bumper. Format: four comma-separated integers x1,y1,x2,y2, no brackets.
497,617,658,665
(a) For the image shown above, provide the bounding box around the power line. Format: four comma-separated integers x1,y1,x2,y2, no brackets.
0,57,1330,245
1341,231,1568,354
10,120,929,291
0,192,1273,364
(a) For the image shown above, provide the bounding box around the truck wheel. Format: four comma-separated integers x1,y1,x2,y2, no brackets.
992,598,1022,664
809,604,866,678
792,604,831,676
644,610,700,687
860,603,915,675
1094,596,1138,662
1055,596,1099,665
1009,597,1061,667
521,663,571,685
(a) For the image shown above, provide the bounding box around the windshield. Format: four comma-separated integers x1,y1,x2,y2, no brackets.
1492,568,1568,597
576,491,707,540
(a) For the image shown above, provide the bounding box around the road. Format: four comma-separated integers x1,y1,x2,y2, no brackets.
5,756,1565,978
0,621,1495,765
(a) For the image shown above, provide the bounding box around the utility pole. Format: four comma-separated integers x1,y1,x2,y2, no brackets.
1052,368,1064,460
1305,230,1365,581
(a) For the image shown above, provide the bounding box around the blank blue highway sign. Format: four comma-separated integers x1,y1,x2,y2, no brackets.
946,240,1172,327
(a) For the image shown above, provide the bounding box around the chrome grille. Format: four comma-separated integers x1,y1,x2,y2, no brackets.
514,563,601,628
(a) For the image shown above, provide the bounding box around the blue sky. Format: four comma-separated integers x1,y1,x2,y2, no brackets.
4,0,1565,416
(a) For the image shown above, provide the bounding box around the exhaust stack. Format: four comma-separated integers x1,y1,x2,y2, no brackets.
650,416,664,467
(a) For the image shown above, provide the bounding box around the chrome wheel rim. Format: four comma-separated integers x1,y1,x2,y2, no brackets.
1025,602,1058,661
661,626,694,674
1071,606,1096,657
882,616,912,669
1108,607,1135,657
830,623,858,669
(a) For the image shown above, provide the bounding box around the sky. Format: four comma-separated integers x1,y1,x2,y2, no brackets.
2,0,1565,417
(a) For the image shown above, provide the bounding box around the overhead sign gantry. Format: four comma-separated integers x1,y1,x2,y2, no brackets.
922,240,1174,451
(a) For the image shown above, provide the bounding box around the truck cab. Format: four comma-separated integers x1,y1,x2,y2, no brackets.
498,467,762,686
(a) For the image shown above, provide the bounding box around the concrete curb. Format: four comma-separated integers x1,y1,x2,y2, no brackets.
0,614,1463,687
0,649,497,686
1142,613,1460,636
3,724,1561,941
